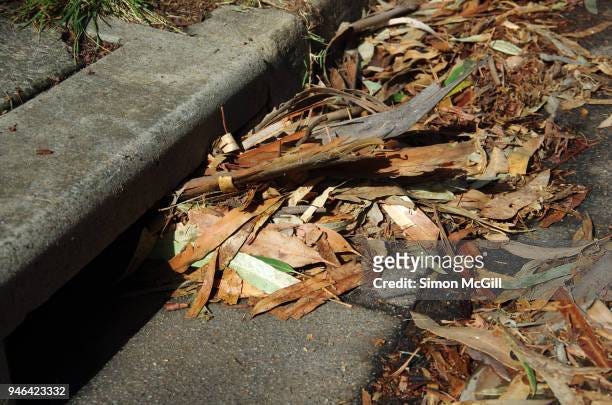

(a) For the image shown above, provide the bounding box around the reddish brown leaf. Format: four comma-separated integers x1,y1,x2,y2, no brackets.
185,250,218,318
242,228,332,268
481,170,550,220
36,148,54,155
277,263,363,320
556,289,611,368
250,272,334,316
540,191,588,228
215,268,242,305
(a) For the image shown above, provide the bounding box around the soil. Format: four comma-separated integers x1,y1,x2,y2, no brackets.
152,0,306,28
152,0,223,27
77,39,121,67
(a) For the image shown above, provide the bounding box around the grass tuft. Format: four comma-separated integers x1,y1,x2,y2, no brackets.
15,0,173,54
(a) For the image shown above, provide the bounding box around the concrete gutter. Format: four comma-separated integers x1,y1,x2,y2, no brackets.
0,0,368,344
0,17,77,112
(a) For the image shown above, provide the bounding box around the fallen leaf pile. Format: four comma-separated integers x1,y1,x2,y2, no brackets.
368,241,611,404
129,0,610,402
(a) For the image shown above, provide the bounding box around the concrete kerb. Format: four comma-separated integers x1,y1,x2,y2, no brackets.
0,1,368,345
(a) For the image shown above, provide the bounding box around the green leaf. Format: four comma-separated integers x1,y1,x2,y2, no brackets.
231,253,299,293
148,223,213,268
551,1,567,10
149,223,198,261
363,80,382,95
521,360,538,395
585,0,598,14
445,79,473,99
444,59,476,86
392,91,407,103
253,256,295,274
490,40,522,56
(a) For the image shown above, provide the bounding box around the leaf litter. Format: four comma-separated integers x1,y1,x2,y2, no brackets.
124,0,611,402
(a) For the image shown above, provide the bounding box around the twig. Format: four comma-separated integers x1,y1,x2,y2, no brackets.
391,347,421,377
323,288,353,308
488,57,501,87
220,105,230,134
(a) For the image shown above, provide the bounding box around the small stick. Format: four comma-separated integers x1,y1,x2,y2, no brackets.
391,347,421,377
488,57,501,87
220,105,230,133
323,288,353,308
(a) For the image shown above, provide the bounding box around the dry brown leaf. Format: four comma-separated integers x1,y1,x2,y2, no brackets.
250,272,334,316
241,228,332,268
315,233,342,267
218,219,257,269
220,198,284,268
187,208,223,229
361,389,372,405
481,170,550,220
236,131,305,168
300,223,359,254
241,118,293,150
301,185,337,223
382,205,439,241
215,268,242,305
572,251,612,306
288,177,323,206
501,239,595,260
502,329,604,405
587,300,612,330
565,21,612,39
375,141,484,177
477,147,509,180
185,250,217,318
540,190,588,228
446,189,491,210
240,280,266,298
573,213,594,242
499,374,530,400
557,289,611,368
411,311,518,369
299,224,323,246
507,135,543,176
334,185,406,202
459,366,504,401
272,263,362,320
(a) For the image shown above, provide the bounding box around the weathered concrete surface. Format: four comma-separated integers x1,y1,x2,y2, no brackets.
69,303,399,404
0,0,368,342
0,17,76,112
